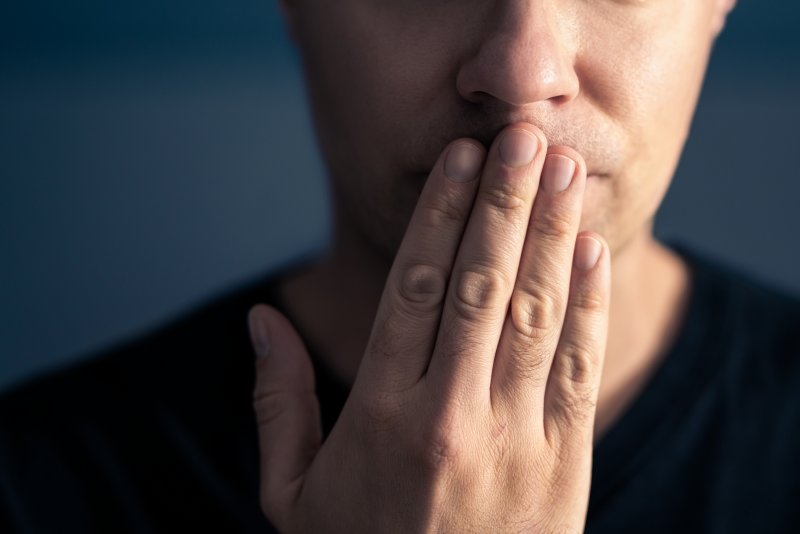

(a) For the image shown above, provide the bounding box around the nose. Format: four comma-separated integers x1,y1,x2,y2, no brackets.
456,1,580,108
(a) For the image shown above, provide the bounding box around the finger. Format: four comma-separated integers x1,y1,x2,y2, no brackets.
358,140,486,393
426,123,548,406
492,148,587,407
249,304,321,530
542,234,611,448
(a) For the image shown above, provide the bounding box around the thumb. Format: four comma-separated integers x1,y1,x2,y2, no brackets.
248,304,321,527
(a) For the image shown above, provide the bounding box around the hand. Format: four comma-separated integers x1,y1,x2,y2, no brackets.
248,123,611,533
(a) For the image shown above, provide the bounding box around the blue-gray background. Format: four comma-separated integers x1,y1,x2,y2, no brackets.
1,1,798,392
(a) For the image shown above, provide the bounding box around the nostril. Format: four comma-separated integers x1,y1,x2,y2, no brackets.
453,9,580,109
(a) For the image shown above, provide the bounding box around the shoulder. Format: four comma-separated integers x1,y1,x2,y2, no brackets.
0,266,294,531
685,245,800,350
675,242,800,399
0,271,268,423
0,251,321,410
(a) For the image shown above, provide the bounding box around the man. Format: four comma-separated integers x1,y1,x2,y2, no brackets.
2,0,799,532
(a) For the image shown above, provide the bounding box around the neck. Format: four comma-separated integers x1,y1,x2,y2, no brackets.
277,219,691,441
595,227,691,441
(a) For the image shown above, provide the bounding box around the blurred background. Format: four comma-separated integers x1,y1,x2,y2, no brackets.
1,1,798,392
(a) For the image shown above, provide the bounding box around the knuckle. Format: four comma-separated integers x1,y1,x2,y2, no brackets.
452,266,507,319
504,345,550,387
482,179,527,213
397,263,448,310
509,287,561,340
361,390,405,430
422,190,469,228
557,386,597,424
253,389,289,427
417,419,462,471
559,341,601,386
532,206,574,240
546,356,602,432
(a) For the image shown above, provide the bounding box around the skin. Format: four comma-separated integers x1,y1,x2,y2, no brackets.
249,0,736,531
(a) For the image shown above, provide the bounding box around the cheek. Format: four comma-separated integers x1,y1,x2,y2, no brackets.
576,5,715,248
299,3,453,192
582,8,712,171
630,22,713,212
298,4,461,257
301,5,452,154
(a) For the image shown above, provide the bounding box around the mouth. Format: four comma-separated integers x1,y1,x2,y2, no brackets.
413,171,605,197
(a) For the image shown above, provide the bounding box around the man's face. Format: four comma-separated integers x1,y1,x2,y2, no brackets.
284,0,733,260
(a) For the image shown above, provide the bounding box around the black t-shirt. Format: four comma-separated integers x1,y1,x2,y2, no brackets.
1,243,799,533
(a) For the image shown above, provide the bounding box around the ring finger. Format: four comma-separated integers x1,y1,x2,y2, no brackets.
492,146,587,411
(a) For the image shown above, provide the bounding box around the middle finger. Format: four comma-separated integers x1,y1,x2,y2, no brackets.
425,123,547,406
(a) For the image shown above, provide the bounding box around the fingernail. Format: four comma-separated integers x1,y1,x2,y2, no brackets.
444,142,483,182
499,129,538,168
542,154,576,194
574,236,602,271
248,307,271,359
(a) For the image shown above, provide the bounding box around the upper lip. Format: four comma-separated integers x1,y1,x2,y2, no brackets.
457,112,615,174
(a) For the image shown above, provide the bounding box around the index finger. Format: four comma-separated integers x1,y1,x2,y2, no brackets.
357,139,486,393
